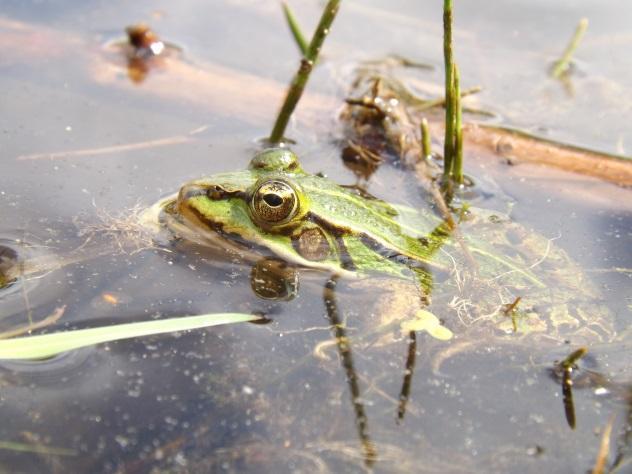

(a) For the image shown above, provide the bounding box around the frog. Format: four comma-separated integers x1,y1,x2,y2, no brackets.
143,147,614,347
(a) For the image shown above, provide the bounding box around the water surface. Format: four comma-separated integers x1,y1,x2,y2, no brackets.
1,1,631,472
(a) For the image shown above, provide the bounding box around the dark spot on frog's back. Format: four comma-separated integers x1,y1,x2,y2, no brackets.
292,228,331,261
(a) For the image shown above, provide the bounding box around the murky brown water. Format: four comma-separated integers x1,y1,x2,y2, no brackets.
1,1,631,472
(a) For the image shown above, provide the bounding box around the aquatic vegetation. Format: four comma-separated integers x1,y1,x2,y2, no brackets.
0,313,257,360
551,18,589,79
282,2,309,56
269,0,341,143
0,2,630,473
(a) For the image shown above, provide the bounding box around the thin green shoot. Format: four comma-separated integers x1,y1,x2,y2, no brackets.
442,0,465,187
269,0,341,144
282,2,309,56
560,346,588,370
551,18,588,79
0,312,258,360
442,0,454,179
420,118,431,159
452,64,464,184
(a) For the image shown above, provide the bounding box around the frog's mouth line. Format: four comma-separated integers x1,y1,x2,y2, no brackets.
179,184,247,202
164,203,264,259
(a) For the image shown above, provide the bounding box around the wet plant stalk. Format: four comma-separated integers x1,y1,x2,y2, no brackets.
561,347,587,370
282,2,308,56
442,0,454,177
551,18,588,78
453,65,464,184
269,0,341,144
420,118,431,159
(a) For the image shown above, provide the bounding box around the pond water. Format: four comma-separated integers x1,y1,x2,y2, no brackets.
1,1,631,472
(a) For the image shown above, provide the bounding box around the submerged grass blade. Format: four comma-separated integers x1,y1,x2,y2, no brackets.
0,440,77,456
0,313,257,360
282,2,309,56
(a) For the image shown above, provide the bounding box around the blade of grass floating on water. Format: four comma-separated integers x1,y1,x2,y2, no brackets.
0,313,258,360
282,2,309,56
269,0,341,144
551,18,588,79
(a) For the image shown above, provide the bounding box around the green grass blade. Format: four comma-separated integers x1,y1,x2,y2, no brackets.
551,18,588,78
0,313,258,360
282,2,309,56
269,0,341,143
0,440,77,456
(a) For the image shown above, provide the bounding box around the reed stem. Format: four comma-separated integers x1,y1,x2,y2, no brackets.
551,18,588,79
453,65,463,184
269,0,341,144
442,0,454,178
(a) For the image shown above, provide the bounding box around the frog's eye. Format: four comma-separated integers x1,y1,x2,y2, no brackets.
250,180,298,225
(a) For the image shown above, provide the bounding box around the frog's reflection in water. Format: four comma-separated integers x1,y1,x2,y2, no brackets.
245,214,455,466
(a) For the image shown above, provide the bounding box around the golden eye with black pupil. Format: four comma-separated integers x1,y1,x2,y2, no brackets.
250,180,298,224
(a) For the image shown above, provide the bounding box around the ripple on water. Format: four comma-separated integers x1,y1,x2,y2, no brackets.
0,346,97,385
0,233,69,327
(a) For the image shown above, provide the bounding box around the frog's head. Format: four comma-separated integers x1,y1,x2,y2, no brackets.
172,148,446,281
174,149,347,273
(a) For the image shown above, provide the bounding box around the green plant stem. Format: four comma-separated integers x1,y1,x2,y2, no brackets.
420,118,431,159
453,65,463,184
269,0,341,144
551,18,588,78
442,0,454,179
282,2,309,56
443,65,455,180
561,347,587,370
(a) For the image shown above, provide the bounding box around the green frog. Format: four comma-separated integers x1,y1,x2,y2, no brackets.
143,148,614,346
